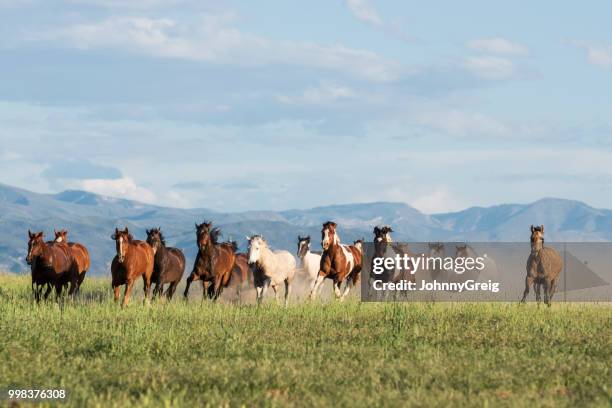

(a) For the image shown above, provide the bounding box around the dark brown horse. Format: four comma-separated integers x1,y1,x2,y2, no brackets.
110,227,154,307
184,222,236,301
372,225,415,285
53,229,90,294
146,227,186,300
26,230,78,302
309,221,362,301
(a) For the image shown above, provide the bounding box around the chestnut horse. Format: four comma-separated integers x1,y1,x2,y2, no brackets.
111,227,154,307
26,230,78,302
53,229,90,294
229,246,254,300
184,222,236,301
146,227,186,300
309,221,362,301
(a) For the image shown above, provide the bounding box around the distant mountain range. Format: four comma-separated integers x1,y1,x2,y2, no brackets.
2,183,612,275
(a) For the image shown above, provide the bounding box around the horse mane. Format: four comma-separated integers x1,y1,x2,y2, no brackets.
225,240,238,252
210,227,222,245
157,231,166,246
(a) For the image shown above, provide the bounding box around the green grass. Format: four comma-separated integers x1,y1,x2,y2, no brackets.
0,274,610,407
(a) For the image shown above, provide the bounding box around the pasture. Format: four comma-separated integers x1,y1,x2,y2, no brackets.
0,274,610,407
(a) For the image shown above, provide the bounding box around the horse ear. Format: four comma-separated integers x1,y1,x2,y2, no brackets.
530,224,534,233
245,235,251,241
146,229,150,235
28,229,33,238
124,227,129,234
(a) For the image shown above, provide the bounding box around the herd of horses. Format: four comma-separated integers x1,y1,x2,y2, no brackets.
25,221,563,306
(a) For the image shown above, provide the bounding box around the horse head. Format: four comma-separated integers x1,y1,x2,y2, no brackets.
247,235,266,265
195,222,213,251
53,229,68,243
353,238,364,253
455,244,468,258
530,224,544,253
26,230,44,265
111,227,131,263
373,225,393,243
321,221,337,251
146,227,165,255
428,242,444,257
297,235,311,258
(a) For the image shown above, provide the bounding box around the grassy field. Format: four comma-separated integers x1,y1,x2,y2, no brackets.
0,274,610,407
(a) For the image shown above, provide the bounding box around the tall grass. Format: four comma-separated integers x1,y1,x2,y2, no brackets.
1,274,610,407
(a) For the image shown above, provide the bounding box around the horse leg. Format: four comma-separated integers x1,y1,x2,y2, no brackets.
284,279,291,307
309,273,325,300
259,279,271,304
340,278,353,301
166,281,179,300
55,282,63,300
332,280,343,300
183,274,194,299
143,275,152,305
68,267,78,299
520,275,534,303
113,284,121,303
123,279,135,307
43,283,52,300
549,278,558,303
255,285,264,305
542,279,551,307
152,281,161,300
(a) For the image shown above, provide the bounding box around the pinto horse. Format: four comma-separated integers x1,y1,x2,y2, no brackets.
184,222,236,301
53,229,90,294
146,228,186,300
26,230,78,302
110,227,154,307
309,221,362,301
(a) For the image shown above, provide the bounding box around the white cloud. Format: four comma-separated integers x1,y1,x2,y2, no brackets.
277,83,354,105
346,0,382,27
77,177,156,203
40,15,402,82
467,38,528,56
414,109,512,137
410,187,466,214
572,41,612,70
463,56,515,79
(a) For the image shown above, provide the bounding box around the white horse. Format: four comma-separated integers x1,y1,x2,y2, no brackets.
247,235,296,305
297,235,322,289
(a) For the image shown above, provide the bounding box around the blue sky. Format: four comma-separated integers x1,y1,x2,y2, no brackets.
0,0,611,213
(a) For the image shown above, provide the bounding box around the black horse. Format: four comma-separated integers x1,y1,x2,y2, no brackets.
146,228,186,300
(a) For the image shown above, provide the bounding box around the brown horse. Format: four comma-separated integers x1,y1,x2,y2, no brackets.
146,228,186,300
53,229,90,294
228,247,254,300
309,221,362,301
183,222,236,300
110,227,154,307
26,230,78,302
521,225,563,306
